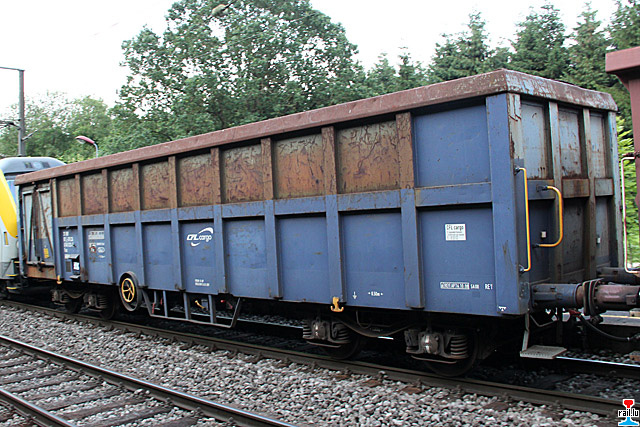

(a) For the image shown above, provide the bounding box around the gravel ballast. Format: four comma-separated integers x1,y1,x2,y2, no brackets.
0,305,611,426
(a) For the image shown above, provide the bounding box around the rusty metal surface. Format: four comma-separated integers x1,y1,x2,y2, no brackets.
562,178,590,198
178,153,214,207
56,178,77,218
15,70,618,186
562,199,586,277
109,168,136,213
396,113,415,189
606,46,640,75
337,121,400,194
141,161,170,210
594,178,614,197
607,47,640,212
273,134,324,199
558,108,584,178
261,138,274,200
519,101,551,179
595,199,612,263
82,173,106,215
222,145,263,203
588,112,608,178
321,127,338,195
25,264,56,280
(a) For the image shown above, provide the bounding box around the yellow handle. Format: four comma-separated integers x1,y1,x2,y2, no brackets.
538,185,564,248
518,167,532,273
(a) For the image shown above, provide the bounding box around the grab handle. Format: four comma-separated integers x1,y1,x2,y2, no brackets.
620,155,635,274
537,185,564,248
515,167,531,273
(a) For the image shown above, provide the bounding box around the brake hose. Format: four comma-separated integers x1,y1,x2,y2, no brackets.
578,314,640,343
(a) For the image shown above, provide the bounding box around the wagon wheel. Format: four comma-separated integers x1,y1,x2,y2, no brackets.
322,331,364,360
424,333,479,377
99,297,117,320
119,275,142,312
64,297,83,314
0,281,8,300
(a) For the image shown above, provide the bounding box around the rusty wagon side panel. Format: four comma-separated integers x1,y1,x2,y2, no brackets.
16,70,620,319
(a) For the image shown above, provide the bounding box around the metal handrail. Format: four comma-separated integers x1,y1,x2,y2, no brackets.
537,185,564,248
516,167,532,273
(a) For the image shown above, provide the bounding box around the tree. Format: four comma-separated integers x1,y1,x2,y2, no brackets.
396,51,429,91
0,94,111,162
564,3,615,90
609,0,640,50
618,117,640,263
365,54,398,96
364,51,428,96
510,3,568,80
427,12,505,83
115,0,367,150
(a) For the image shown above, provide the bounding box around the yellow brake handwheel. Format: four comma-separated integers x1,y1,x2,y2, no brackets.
121,278,136,303
119,275,141,312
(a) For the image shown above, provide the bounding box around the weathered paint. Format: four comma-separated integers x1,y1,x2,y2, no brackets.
16,71,622,318
57,177,78,217
487,94,522,315
141,161,171,210
337,120,400,194
14,70,617,185
82,173,106,215
177,153,214,207
222,145,263,203
22,184,56,280
589,112,609,179
557,108,584,178
109,168,136,213
273,134,324,199
517,101,551,179
606,47,640,227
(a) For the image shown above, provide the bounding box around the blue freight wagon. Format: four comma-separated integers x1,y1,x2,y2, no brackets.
13,70,640,374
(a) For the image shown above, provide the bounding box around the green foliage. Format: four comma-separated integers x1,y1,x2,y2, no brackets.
364,52,428,96
564,3,616,90
427,12,506,83
397,52,430,91
510,3,568,80
610,0,640,50
0,94,111,161
618,117,640,264
113,0,367,150
608,0,640,134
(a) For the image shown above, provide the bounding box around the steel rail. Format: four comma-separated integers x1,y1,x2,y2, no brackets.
0,387,75,427
532,356,640,380
1,301,624,419
0,333,296,427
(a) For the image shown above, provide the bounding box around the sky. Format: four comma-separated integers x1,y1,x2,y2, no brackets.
0,0,621,121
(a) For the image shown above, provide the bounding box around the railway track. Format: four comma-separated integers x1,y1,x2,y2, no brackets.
0,330,295,427
529,356,640,381
1,301,632,422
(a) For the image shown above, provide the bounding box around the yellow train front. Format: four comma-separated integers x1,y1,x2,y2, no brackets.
0,157,64,293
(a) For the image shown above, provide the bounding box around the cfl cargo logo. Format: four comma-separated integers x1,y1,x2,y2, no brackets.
619,399,640,426
186,227,214,247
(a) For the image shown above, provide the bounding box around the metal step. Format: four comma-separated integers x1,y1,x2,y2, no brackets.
520,345,567,359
